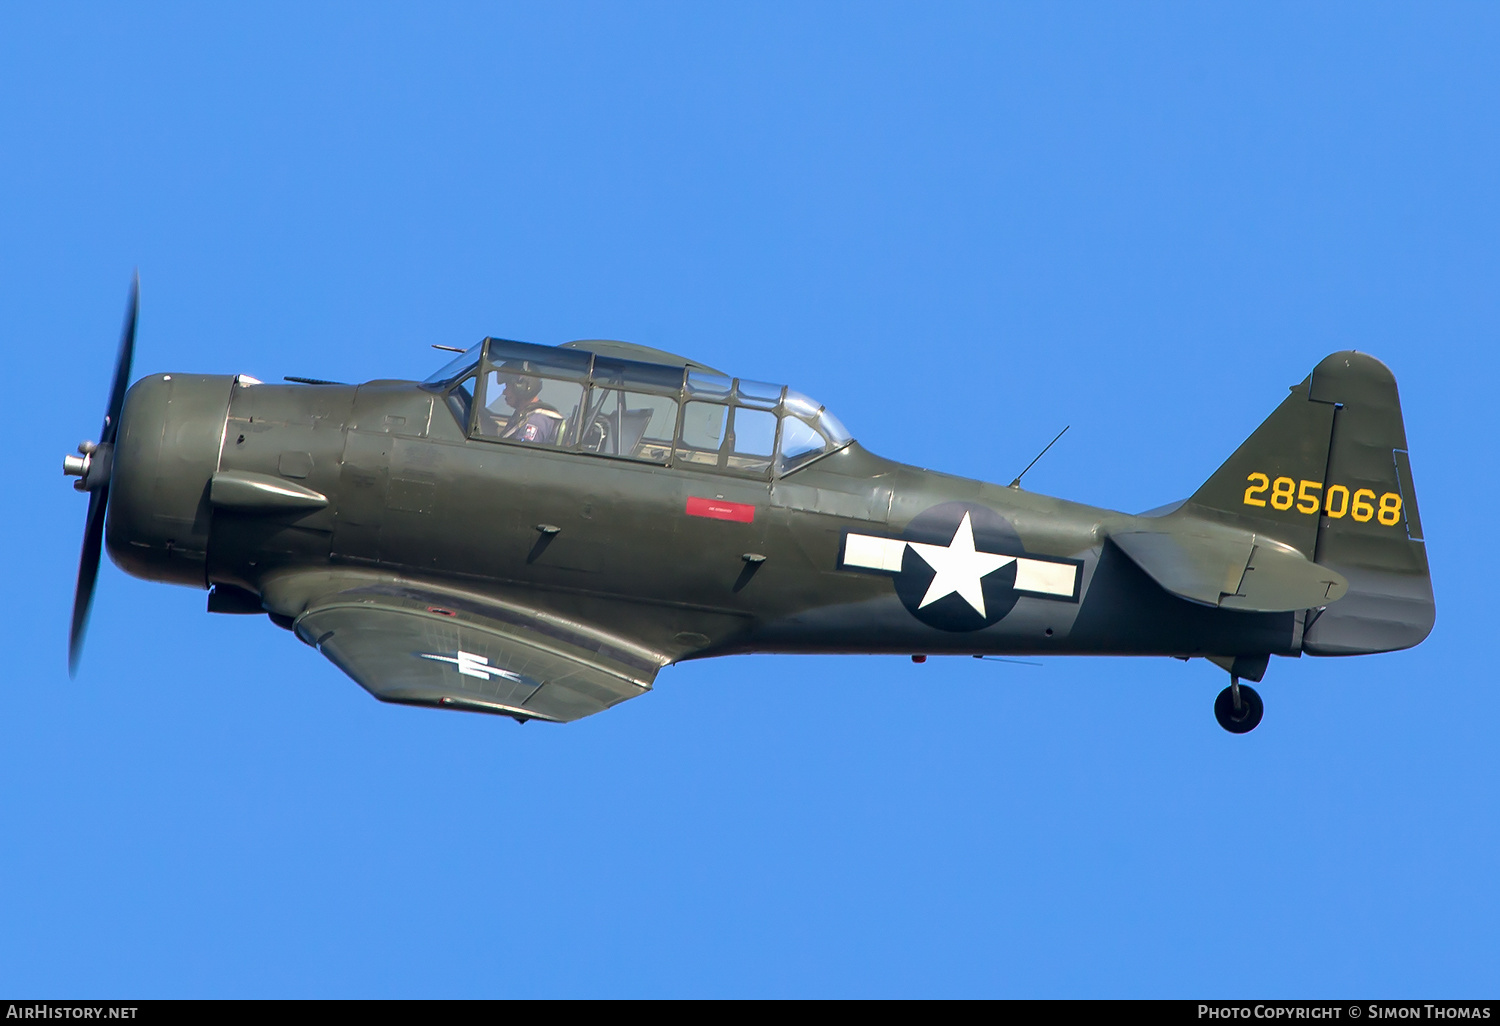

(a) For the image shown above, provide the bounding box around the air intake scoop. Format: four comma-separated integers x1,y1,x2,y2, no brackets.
209,470,328,512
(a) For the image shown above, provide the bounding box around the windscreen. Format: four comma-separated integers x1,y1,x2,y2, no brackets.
422,344,482,386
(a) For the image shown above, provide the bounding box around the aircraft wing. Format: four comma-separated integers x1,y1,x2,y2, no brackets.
1110,524,1347,612
290,585,661,723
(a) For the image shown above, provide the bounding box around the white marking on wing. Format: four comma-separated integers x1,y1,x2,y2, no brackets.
420,650,525,683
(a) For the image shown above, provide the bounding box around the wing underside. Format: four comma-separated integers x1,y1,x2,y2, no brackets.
293,590,660,723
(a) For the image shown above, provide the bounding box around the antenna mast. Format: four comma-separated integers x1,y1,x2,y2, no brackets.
1008,426,1069,489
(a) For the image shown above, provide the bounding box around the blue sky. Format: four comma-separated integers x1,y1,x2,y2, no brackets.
2,2,1496,997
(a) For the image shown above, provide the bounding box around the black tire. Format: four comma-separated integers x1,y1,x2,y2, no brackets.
1214,683,1264,734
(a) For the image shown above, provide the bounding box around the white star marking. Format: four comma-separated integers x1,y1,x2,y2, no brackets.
905,512,1017,616
842,520,1079,605
419,650,525,683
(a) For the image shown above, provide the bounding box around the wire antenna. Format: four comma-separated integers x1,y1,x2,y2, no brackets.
431,344,468,354
1008,426,1069,489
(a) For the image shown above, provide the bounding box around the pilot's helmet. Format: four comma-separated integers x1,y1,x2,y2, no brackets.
498,361,542,403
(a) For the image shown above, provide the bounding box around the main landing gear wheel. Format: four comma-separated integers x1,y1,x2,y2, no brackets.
1214,679,1264,734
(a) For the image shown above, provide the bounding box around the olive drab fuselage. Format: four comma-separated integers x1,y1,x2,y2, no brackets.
96,337,1434,729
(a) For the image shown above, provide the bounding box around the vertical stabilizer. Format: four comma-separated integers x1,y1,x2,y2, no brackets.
1182,373,1336,559
1178,352,1433,655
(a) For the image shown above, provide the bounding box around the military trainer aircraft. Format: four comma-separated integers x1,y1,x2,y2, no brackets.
65,279,1434,733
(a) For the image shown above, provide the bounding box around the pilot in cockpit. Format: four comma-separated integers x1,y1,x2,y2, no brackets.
497,363,565,445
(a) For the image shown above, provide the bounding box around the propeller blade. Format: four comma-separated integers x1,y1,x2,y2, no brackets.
101,273,138,444
69,485,108,677
69,273,139,676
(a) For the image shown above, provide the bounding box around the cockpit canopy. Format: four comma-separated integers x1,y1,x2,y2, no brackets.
422,338,852,477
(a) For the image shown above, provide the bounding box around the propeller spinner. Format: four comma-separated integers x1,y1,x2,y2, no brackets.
63,273,138,676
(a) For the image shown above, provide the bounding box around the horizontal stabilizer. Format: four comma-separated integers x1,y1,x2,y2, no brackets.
1111,526,1347,613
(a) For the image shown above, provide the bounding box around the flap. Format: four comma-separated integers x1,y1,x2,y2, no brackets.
294,594,658,723
1111,526,1347,612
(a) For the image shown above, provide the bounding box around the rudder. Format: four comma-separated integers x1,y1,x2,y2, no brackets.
1303,351,1434,655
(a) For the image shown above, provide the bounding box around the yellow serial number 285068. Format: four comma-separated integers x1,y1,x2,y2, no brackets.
1243,473,1403,526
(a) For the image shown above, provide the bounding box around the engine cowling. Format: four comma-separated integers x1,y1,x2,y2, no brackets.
106,373,235,587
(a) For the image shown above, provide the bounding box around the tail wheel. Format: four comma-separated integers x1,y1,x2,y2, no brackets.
1214,680,1264,734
